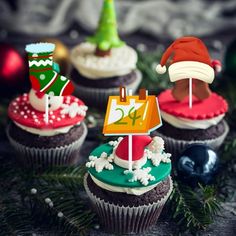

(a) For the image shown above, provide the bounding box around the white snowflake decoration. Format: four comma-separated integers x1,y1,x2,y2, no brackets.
124,167,155,186
86,152,114,173
108,137,123,147
147,136,165,153
61,102,88,118
145,149,171,166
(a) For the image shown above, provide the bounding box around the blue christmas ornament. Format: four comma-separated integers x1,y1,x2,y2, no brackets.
177,144,219,186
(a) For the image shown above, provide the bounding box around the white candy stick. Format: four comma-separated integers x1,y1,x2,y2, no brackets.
189,78,192,109
45,94,49,124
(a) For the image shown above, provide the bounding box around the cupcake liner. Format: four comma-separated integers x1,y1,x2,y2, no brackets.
6,122,87,170
84,173,173,234
153,120,229,159
73,70,142,109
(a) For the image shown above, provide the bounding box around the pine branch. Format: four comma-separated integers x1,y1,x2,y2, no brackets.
169,181,221,234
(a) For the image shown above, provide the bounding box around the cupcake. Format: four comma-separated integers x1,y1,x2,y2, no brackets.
154,36,229,157
7,42,88,169
70,0,142,109
84,135,173,234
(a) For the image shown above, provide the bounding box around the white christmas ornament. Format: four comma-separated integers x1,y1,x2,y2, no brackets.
124,167,155,186
29,89,63,112
86,152,114,173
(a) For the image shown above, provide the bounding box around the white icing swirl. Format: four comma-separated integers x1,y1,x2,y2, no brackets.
14,121,79,137
90,174,159,196
161,110,224,130
70,42,137,79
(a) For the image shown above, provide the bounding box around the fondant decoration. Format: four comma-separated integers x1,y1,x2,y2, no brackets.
108,137,123,147
177,144,219,186
146,137,171,166
26,43,74,96
29,89,63,112
61,102,87,118
87,143,171,188
103,88,162,172
124,167,155,186
41,38,70,75
86,152,114,173
8,93,86,129
156,36,222,107
70,43,137,79
87,0,124,56
115,136,152,169
158,89,228,120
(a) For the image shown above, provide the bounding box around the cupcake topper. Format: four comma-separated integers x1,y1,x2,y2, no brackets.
87,0,125,57
156,36,222,109
103,87,162,171
25,43,74,124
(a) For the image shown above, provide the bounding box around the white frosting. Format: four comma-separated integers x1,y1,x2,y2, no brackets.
14,121,79,137
70,42,137,79
161,110,224,129
114,154,147,169
29,89,63,112
90,174,159,196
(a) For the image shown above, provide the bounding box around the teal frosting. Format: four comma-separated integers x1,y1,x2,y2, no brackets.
87,143,171,188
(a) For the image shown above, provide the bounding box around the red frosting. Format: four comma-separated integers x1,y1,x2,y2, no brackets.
115,136,152,161
158,89,228,120
8,93,86,129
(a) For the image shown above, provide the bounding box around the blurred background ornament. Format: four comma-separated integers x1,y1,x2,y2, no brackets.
0,43,27,96
40,38,70,76
177,144,219,187
225,38,236,77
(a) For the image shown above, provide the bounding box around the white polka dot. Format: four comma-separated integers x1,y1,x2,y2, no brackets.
13,110,17,113
20,111,25,115
15,106,19,109
23,93,27,97
51,115,55,119
49,120,53,124
32,53,38,57
31,111,35,115
49,91,54,96
57,118,61,121
13,102,17,106
27,110,30,114
16,98,20,101
35,119,38,123
40,74,45,80
24,106,28,110
24,115,28,119
60,76,67,81
33,115,37,119
61,115,65,118
49,111,53,115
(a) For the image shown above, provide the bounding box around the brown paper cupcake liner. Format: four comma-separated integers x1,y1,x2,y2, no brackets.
84,173,173,234
153,120,229,158
6,122,87,170
73,70,142,109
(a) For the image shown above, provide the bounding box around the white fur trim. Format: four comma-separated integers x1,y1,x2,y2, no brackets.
168,61,215,83
114,154,147,169
25,43,55,53
156,64,166,74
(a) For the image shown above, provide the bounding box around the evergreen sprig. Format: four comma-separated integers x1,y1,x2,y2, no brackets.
169,181,221,234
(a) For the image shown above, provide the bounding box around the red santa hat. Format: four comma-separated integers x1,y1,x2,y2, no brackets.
114,135,152,169
156,36,222,84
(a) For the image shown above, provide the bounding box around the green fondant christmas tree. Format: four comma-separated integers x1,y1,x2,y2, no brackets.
87,0,125,56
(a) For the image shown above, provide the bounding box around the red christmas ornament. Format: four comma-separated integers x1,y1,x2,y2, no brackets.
0,43,27,88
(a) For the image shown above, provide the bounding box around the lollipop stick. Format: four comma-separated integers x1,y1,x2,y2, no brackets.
128,134,133,172
45,94,49,124
189,78,192,108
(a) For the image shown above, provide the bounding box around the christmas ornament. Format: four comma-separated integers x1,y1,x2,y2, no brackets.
87,0,124,56
41,38,70,75
0,43,27,89
156,37,221,107
177,144,219,186
225,38,236,77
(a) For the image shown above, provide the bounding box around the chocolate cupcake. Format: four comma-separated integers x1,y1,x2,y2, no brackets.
152,89,229,158
70,0,142,109
7,89,88,169
84,135,173,234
